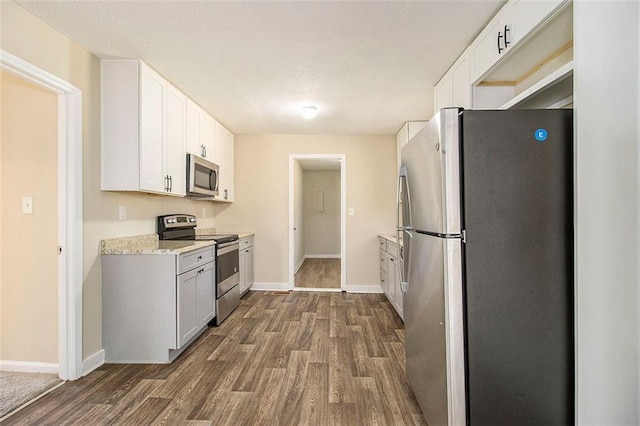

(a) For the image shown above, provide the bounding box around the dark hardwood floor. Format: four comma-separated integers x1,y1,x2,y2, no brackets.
2,291,426,425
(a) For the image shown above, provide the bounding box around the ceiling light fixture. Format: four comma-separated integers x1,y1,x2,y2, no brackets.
302,105,318,119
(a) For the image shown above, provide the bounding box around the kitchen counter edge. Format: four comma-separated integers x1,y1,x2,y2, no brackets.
100,234,216,255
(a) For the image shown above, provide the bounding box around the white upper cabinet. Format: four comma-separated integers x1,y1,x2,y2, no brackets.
470,0,570,85
185,98,216,161
199,113,215,161
471,3,515,83
166,85,187,196
434,47,472,112
512,0,565,42
102,59,235,200
102,60,184,196
214,120,235,202
139,64,166,193
185,98,202,157
434,74,453,113
451,51,472,108
468,0,573,109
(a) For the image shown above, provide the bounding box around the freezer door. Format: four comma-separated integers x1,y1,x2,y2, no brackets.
400,108,462,235
404,231,465,426
462,109,574,425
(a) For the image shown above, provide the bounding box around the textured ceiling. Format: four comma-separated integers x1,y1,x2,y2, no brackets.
15,0,504,135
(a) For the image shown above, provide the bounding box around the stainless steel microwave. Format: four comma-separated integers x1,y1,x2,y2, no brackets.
186,153,219,197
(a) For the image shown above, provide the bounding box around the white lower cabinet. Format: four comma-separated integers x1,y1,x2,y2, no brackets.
177,260,215,347
379,237,403,321
239,235,254,296
102,245,215,363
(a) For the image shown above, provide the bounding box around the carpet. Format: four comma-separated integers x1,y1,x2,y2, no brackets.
0,371,63,418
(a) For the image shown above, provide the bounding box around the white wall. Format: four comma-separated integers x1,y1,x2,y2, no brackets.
303,170,340,257
574,1,639,423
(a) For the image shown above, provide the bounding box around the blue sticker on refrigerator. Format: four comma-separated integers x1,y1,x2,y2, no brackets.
534,128,548,142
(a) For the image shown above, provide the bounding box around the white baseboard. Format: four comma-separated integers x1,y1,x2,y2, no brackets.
82,349,105,376
293,287,342,293
294,257,305,274
345,284,384,294
304,254,341,259
0,360,59,374
251,282,293,291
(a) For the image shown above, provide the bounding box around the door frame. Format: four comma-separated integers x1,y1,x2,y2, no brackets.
288,154,346,291
0,50,84,380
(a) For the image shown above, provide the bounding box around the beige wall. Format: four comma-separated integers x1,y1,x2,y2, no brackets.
0,71,59,363
1,1,218,360
303,170,340,256
214,134,396,288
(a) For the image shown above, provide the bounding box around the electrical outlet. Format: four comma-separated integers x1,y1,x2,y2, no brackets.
118,206,126,220
202,208,207,217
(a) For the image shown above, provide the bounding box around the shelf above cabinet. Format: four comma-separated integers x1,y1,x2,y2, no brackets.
474,1,572,86
500,61,573,109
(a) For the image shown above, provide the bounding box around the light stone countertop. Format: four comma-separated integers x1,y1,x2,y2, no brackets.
379,233,403,247
100,234,216,255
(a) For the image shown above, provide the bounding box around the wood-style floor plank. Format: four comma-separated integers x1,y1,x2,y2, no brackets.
1,291,426,426
295,258,341,289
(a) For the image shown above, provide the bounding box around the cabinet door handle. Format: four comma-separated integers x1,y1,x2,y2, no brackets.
497,31,504,54
169,175,173,192
197,255,203,261
504,25,510,48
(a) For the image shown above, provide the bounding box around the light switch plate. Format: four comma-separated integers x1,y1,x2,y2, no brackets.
22,196,33,214
348,207,355,216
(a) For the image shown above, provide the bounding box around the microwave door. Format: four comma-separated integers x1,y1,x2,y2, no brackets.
210,169,218,192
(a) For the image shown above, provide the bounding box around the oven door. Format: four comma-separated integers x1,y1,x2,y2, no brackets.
217,242,239,296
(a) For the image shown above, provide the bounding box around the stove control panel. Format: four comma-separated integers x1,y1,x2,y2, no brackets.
158,214,197,231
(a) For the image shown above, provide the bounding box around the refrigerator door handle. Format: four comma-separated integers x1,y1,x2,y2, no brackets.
398,166,411,230
397,166,413,292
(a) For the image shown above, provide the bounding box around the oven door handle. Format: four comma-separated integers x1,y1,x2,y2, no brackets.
217,243,239,255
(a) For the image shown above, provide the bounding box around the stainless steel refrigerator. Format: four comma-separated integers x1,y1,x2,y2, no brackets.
398,108,573,426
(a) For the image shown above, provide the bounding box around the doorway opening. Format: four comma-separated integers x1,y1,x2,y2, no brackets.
0,50,83,381
289,154,346,292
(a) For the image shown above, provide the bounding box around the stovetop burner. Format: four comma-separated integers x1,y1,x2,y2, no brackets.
193,234,239,244
157,214,238,243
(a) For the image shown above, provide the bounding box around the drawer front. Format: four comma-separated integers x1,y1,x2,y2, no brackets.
178,246,215,275
239,236,254,250
216,284,240,325
379,237,387,252
380,269,388,293
380,249,388,272
387,240,399,258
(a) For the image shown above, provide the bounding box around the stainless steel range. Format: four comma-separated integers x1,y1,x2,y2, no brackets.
158,214,240,325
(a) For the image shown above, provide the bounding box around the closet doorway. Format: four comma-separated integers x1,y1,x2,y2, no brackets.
288,154,346,292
